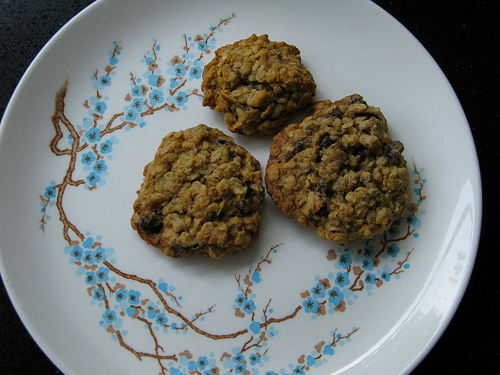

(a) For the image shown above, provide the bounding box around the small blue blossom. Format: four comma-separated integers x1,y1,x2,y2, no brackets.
380,271,391,282
156,313,168,326
235,293,246,306
365,273,377,285
146,303,158,319
306,355,316,366
249,321,261,334
93,160,108,174
148,74,160,86
173,64,186,77
81,151,96,165
115,289,128,301
83,250,94,264
362,258,374,270
386,244,400,258
85,128,101,143
197,356,209,370
363,245,375,258
126,306,136,317
128,289,141,305
197,40,209,51
85,271,96,285
83,237,94,249
92,247,106,262
149,89,164,105
407,215,418,226
96,267,109,282
158,282,169,293
242,299,256,314
125,109,138,121
234,363,247,374
335,272,350,287
93,287,105,301
102,310,117,324
99,75,112,86
131,98,144,111
100,139,113,154
44,186,56,199
188,361,198,372
388,224,401,237
327,287,344,306
303,297,319,313
174,91,188,106
109,56,118,65
251,271,262,283
338,253,352,269
70,246,83,260
94,101,107,114
292,365,305,375
86,172,101,186
323,345,335,356
232,353,245,364
131,85,143,96
311,283,326,299
189,65,203,79
249,353,261,365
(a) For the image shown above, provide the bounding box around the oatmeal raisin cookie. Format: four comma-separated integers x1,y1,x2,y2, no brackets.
265,94,410,244
131,124,264,258
201,34,316,136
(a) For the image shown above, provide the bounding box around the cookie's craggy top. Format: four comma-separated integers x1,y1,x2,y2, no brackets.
201,34,316,136
131,124,264,258
265,94,411,244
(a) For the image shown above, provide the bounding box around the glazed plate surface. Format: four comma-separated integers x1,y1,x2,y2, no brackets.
0,1,481,374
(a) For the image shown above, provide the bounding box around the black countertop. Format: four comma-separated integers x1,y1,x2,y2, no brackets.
1,0,498,374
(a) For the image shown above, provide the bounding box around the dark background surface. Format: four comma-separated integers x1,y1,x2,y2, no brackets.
0,0,498,374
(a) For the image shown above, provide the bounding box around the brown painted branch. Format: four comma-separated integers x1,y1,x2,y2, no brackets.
349,270,365,292
115,330,177,362
136,315,172,372
101,111,126,136
261,305,302,329
170,78,188,97
374,225,416,259
104,260,248,340
51,81,86,244
391,250,413,275
412,158,425,202
241,335,262,354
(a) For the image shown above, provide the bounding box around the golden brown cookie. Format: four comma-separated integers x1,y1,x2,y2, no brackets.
201,34,316,136
265,94,410,244
131,124,264,258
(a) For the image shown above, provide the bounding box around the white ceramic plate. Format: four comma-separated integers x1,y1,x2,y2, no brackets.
0,0,481,374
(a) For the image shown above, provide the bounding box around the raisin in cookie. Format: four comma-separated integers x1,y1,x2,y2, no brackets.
265,94,410,244
201,34,316,136
131,124,264,258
